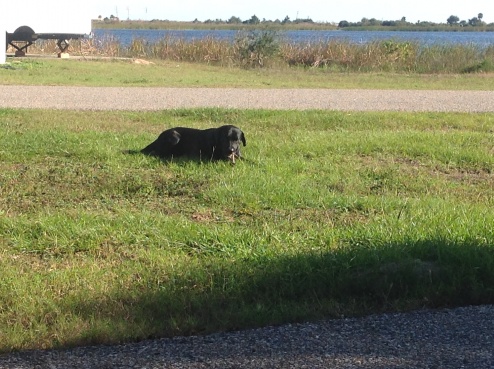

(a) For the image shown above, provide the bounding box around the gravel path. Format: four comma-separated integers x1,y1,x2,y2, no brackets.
1,305,493,368
1,85,493,368
1,86,494,111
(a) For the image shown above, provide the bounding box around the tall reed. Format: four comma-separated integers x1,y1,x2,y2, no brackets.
15,34,494,73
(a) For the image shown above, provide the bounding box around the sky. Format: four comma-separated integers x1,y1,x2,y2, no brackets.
88,0,493,24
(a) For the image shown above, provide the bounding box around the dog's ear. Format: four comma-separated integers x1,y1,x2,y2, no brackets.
165,130,181,145
241,131,246,146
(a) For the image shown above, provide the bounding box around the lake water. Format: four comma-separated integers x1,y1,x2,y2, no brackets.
93,28,494,48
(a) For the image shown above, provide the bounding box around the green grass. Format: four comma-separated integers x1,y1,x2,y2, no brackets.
2,58,494,89
1,108,494,352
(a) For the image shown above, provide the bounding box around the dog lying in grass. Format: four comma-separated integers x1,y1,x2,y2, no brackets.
140,125,246,163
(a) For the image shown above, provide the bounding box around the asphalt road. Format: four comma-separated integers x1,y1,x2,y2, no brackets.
1,86,494,111
1,305,493,368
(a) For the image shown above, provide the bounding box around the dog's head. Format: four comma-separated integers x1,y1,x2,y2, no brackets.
216,125,246,162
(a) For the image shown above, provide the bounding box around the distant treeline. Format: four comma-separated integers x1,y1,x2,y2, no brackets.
339,13,494,30
93,13,494,31
93,16,336,31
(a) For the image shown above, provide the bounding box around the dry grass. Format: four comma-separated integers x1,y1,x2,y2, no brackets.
12,33,494,73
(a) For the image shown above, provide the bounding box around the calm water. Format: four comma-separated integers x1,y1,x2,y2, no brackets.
93,28,494,48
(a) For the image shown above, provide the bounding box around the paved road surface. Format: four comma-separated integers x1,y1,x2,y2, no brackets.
1,306,493,368
1,86,494,111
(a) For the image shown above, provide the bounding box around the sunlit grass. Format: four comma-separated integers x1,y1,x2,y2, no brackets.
2,57,494,90
1,108,494,352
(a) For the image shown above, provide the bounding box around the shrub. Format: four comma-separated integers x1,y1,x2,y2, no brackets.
233,30,280,67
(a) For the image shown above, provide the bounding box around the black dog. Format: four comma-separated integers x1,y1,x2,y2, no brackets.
141,125,246,163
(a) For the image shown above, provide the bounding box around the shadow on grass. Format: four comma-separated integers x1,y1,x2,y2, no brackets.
122,148,246,165
64,237,494,348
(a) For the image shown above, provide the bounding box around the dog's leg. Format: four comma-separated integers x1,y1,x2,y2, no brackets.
141,130,181,156
140,142,157,155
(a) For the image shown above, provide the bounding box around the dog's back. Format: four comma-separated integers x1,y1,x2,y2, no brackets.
140,125,245,162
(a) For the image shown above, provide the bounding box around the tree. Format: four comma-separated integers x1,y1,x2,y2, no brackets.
382,20,397,26
228,16,242,24
338,20,350,28
360,18,378,26
447,15,460,25
294,17,313,24
281,16,291,25
246,15,260,24
478,13,483,20
369,18,379,26
469,17,480,26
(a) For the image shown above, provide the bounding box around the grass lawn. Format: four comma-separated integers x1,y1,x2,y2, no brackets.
2,58,494,89
1,108,493,352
